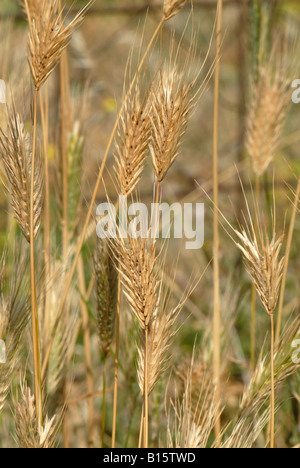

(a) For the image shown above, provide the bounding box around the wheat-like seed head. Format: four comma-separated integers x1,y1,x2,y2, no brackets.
0,107,42,243
167,355,217,448
114,84,150,196
175,357,213,420
234,224,284,317
163,0,187,21
149,65,195,182
20,0,44,18
14,380,61,448
246,63,290,177
112,235,160,331
94,240,118,356
24,0,92,90
137,289,182,396
40,257,79,409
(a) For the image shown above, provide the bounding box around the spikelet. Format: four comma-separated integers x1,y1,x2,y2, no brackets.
94,240,118,356
149,62,197,182
175,356,214,421
246,62,290,176
234,225,284,316
14,380,61,448
112,235,160,331
163,0,187,21
20,0,44,18
114,83,150,196
167,355,217,448
137,288,182,396
24,0,92,90
0,107,42,243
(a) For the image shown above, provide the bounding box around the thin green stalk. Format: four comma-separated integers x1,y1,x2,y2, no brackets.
112,278,121,448
78,255,95,448
249,0,261,83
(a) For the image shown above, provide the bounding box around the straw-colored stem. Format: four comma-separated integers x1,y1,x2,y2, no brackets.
250,284,256,372
41,17,165,381
39,87,51,347
213,0,223,443
30,90,43,427
270,313,275,449
144,326,149,448
77,255,95,448
59,0,69,260
251,176,260,372
101,354,108,448
138,404,144,448
60,53,68,259
62,384,70,448
275,177,300,345
112,277,121,448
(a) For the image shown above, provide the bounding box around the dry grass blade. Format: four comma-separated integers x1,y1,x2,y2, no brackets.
0,253,30,413
241,318,300,412
220,408,270,449
114,83,150,196
221,317,300,448
94,239,118,356
24,0,93,91
0,107,42,243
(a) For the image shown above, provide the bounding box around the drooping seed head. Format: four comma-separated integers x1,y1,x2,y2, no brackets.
163,0,187,21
